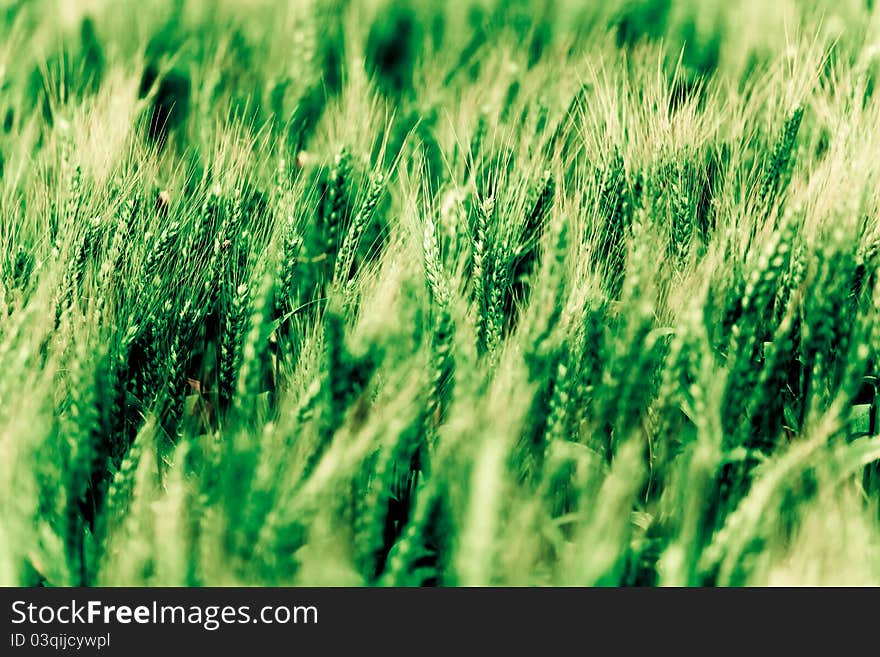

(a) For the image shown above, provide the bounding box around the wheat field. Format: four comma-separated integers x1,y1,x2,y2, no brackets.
2,0,880,586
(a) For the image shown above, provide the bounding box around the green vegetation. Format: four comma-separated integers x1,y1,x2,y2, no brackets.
2,0,880,586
